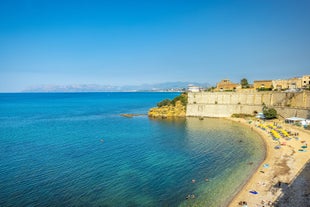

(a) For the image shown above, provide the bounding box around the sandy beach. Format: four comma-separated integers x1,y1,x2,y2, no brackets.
227,118,310,207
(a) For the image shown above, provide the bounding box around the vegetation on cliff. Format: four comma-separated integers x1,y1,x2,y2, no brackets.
156,93,188,107
148,93,187,118
231,106,277,119
231,113,255,118
263,105,277,119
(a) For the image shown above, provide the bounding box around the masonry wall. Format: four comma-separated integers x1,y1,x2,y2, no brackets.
186,91,310,119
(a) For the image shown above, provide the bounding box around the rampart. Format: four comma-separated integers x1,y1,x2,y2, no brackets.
186,91,310,119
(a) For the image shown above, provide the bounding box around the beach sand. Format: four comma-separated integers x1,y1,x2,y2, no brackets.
227,118,310,207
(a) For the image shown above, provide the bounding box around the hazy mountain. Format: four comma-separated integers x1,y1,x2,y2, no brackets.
23,82,210,92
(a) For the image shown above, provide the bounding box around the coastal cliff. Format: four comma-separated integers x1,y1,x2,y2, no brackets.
149,91,310,119
148,93,187,118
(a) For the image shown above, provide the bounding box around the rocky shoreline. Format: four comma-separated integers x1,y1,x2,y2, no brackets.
148,93,187,118
148,100,186,118
120,113,146,118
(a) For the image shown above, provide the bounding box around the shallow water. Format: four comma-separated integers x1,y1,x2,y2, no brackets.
0,93,265,206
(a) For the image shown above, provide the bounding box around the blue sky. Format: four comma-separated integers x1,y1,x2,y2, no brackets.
0,0,309,92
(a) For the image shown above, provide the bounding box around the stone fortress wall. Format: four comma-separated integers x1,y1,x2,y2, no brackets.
186,91,310,119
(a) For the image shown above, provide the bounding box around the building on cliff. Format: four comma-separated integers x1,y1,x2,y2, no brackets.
187,85,201,92
302,75,310,88
253,80,273,90
213,75,310,92
272,75,310,91
273,77,301,90
215,79,240,91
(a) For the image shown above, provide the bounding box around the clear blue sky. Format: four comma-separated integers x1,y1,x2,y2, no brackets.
0,0,309,92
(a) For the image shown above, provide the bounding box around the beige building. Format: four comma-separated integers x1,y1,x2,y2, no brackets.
253,80,273,90
272,77,302,90
213,75,309,92
302,75,310,88
187,85,201,92
216,79,240,91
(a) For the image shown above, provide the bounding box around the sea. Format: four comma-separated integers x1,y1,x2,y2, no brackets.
0,92,265,207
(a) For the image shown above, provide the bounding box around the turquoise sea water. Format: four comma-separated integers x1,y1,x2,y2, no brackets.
0,92,265,207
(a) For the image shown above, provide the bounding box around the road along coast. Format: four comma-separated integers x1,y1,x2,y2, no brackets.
227,118,310,207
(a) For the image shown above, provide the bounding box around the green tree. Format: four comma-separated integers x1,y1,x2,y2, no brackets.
171,92,188,106
157,99,171,107
263,106,277,119
241,78,249,88
156,93,188,108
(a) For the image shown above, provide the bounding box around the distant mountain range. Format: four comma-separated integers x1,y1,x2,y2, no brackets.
23,82,210,92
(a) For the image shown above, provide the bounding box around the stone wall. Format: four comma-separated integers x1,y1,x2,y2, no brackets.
187,91,310,119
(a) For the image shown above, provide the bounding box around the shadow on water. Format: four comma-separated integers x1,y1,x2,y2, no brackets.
273,161,310,207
